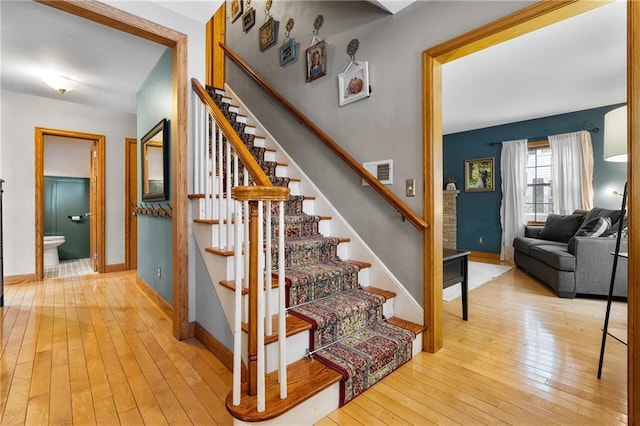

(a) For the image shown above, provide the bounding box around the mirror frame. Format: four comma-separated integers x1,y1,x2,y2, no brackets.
141,118,169,202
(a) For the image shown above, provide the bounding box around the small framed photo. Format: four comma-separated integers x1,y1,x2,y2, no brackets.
230,0,243,23
338,61,370,106
242,7,255,32
305,40,326,82
259,17,278,52
279,39,297,67
464,157,495,192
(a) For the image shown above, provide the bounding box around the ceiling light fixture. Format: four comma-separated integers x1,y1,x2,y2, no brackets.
42,75,76,94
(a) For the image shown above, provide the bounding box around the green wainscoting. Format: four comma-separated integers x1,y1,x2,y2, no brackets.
44,176,90,260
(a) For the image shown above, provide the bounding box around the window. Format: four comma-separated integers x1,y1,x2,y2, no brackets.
525,141,552,223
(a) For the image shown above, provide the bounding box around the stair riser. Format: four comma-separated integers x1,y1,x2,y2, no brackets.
192,197,237,221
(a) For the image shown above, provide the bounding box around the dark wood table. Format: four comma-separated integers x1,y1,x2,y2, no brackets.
443,249,470,320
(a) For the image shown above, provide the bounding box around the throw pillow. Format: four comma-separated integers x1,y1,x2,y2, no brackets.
574,217,611,237
538,213,586,243
580,207,623,229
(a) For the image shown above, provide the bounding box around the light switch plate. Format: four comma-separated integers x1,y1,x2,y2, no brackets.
406,179,415,197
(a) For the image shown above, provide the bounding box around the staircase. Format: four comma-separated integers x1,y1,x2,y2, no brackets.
190,80,424,424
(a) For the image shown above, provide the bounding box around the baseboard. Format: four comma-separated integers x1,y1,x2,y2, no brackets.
194,322,234,372
4,274,37,285
104,263,127,273
469,251,501,263
135,275,173,319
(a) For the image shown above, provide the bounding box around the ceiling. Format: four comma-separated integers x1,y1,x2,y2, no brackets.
0,1,627,131
443,0,627,134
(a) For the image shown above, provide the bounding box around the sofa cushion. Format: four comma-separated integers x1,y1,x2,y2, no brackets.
513,236,566,256
538,213,585,243
529,244,576,272
574,217,611,237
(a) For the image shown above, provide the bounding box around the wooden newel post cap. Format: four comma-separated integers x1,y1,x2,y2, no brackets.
232,186,290,202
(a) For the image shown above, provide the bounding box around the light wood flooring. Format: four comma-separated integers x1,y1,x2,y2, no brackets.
0,267,627,425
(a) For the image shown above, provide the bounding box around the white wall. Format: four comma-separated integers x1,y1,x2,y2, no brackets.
44,135,93,178
0,90,136,275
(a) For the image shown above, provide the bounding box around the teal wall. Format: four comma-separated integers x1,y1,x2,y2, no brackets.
443,103,627,254
136,48,173,303
44,176,90,260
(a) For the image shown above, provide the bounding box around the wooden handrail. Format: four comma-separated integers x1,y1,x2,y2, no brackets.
192,78,272,187
219,43,428,231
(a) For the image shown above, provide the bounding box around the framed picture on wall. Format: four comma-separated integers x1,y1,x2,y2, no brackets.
259,17,278,52
279,38,297,67
464,157,494,192
242,6,255,32
305,40,326,82
230,0,243,23
338,61,370,106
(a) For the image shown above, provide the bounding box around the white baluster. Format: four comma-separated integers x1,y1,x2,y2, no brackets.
217,128,224,248
226,140,232,250
278,200,287,398
257,200,265,413
194,95,200,194
265,202,272,336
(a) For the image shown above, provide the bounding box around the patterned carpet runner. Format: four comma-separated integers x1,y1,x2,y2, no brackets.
208,87,414,406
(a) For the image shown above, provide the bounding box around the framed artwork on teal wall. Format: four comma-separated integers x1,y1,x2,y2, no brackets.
464,157,494,192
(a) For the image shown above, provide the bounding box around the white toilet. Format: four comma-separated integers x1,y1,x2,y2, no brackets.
44,235,66,267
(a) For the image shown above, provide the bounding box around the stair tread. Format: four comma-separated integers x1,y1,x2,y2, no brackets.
204,247,234,257
387,316,426,335
220,278,279,294
363,286,396,300
226,357,341,422
241,314,312,343
342,259,372,269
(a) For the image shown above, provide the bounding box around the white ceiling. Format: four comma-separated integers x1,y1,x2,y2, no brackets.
0,1,627,131
443,0,627,134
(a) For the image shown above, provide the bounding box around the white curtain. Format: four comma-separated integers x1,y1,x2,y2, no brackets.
548,130,594,214
500,139,528,261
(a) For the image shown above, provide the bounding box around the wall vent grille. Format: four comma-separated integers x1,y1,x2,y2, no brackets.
362,160,393,186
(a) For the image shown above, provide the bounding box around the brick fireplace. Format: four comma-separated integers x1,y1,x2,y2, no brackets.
443,190,459,249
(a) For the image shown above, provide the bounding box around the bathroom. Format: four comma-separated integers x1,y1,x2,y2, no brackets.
43,135,95,278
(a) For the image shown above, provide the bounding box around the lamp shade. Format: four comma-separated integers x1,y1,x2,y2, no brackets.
603,105,627,162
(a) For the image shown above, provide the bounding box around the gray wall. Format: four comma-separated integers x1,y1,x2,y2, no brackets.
225,1,534,304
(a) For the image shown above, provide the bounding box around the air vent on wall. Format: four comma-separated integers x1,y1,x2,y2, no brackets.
362,159,393,186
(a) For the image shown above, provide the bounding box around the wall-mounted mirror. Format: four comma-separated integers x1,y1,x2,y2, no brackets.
141,119,169,202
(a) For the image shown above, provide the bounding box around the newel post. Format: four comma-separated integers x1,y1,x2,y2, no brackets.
232,186,289,397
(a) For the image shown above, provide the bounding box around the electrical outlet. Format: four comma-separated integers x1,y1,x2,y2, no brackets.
157,266,162,278
406,179,415,197
479,236,484,244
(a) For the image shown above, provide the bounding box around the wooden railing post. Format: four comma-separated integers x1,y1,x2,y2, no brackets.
246,199,259,396
233,186,290,401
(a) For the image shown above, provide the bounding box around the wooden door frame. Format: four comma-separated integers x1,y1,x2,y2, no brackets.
124,137,137,270
38,0,190,340
423,0,637,422
35,128,105,279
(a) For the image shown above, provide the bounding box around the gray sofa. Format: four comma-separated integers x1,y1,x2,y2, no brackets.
513,209,627,298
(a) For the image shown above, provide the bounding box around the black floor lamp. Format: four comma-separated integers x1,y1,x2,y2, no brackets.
597,105,628,379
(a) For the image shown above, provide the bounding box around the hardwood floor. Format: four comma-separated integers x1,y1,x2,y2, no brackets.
320,265,628,425
0,271,233,425
0,267,627,425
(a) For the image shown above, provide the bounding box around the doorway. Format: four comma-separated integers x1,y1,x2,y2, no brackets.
35,127,105,280
125,137,138,270
422,0,638,422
